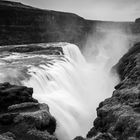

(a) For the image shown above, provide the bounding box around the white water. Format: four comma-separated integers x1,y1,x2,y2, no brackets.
0,31,131,139
21,43,122,140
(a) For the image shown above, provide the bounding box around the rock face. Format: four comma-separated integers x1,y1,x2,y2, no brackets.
0,82,37,112
0,83,57,140
0,0,92,49
0,0,139,49
74,43,140,140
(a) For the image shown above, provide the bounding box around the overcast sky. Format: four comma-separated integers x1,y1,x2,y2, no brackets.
10,0,140,21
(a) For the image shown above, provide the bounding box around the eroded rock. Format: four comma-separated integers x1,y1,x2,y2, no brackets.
0,83,57,140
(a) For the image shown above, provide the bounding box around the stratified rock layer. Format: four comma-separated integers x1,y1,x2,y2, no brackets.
0,83,57,140
74,43,140,140
0,0,92,48
0,43,64,55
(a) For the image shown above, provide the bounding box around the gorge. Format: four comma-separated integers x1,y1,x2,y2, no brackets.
0,1,140,140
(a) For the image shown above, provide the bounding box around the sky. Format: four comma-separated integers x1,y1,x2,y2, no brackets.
9,0,140,21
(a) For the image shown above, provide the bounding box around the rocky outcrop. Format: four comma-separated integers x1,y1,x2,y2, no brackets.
74,43,140,140
0,83,57,140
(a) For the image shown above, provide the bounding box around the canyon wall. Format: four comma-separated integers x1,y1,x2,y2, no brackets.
0,0,139,49
0,0,92,49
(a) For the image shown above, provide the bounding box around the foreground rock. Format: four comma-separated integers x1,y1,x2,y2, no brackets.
0,83,57,140
0,0,92,48
74,43,140,140
0,82,37,112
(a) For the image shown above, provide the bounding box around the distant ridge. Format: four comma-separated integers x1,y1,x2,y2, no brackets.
0,0,139,47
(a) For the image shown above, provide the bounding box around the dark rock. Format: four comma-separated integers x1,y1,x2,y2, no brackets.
87,127,98,138
0,43,64,56
0,113,18,125
0,103,57,140
0,135,14,140
0,132,15,140
26,129,57,140
116,42,140,85
8,102,40,112
0,82,57,140
94,133,116,140
0,0,92,49
0,82,38,112
0,0,139,49
6,45,63,55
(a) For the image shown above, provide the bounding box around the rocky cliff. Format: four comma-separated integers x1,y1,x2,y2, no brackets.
0,0,139,49
74,43,140,140
0,0,92,49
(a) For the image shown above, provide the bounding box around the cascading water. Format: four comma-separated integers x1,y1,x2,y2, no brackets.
0,33,130,140
23,44,94,139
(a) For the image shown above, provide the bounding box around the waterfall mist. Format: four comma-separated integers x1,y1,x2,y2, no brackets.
23,28,132,140
0,26,135,140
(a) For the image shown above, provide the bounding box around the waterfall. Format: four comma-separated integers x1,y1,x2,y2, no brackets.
0,40,129,140
22,43,118,140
